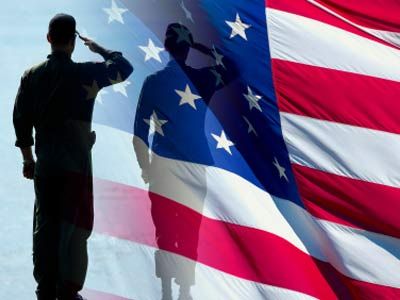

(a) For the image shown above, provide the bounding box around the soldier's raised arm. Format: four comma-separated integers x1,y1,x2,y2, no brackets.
187,42,238,105
192,42,238,90
77,36,134,90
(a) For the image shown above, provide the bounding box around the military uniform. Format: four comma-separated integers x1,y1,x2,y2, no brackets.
13,50,133,299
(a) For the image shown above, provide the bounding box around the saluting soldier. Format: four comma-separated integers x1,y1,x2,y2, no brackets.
13,14,133,300
133,23,237,300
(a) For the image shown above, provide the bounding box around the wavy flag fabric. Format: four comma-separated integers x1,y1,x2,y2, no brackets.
1,0,399,299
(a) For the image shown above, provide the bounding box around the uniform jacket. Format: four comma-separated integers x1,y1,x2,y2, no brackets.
13,50,133,174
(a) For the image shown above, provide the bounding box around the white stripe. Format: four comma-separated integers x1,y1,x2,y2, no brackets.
92,123,400,288
92,125,145,189
306,0,400,49
280,112,400,188
367,28,400,49
316,220,400,288
86,233,317,300
92,124,322,258
266,8,400,82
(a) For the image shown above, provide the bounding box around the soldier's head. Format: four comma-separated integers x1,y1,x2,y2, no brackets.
164,23,194,62
47,14,77,55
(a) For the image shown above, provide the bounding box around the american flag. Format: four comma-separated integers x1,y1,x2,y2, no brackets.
1,0,399,299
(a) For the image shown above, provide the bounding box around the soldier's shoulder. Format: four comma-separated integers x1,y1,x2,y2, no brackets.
140,73,160,88
145,73,157,82
144,68,169,84
23,60,48,78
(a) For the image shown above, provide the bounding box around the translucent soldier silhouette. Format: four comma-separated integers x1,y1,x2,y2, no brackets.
133,23,236,300
13,14,133,300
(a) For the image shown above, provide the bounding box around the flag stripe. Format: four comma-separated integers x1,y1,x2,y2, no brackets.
266,0,397,49
92,125,400,288
267,8,400,82
267,3,400,299
92,178,400,299
93,123,320,259
273,59,400,135
364,28,400,49
4,1,398,298
280,113,400,189
306,0,400,49
293,164,400,239
88,2,400,292
311,0,400,32
86,233,319,300
338,274,400,300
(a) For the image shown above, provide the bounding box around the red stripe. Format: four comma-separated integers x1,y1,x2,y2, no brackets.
292,164,400,239
93,179,342,299
92,178,400,300
343,277,400,300
272,59,400,135
82,289,131,300
313,0,400,32
267,0,398,50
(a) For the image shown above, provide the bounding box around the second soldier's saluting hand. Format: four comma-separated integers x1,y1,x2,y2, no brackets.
80,36,103,54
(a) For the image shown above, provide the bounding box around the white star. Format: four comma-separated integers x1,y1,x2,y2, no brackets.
83,81,100,100
96,89,108,104
244,86,262,112
181,1,194,23
103,0,128,24
212,46,225,68
212,130,235,155
226,13,251,40
110,73,131,97
112,81,131,97
144,111,168,136
243,116,258,136
273,157,289,182
211,69,224,86
175,84,202,110
139,39,165,63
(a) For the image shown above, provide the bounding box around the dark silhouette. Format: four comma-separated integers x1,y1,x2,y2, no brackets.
133,23,236,300
13,14,133,300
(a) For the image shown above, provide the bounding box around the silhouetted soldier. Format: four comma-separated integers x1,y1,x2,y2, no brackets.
133,23,236,300
13,14,133,300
